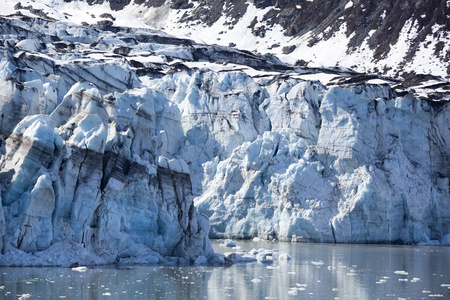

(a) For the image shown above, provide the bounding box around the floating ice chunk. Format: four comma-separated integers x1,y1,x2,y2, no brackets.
252,237,261,242
249,249,259,255
224,252,257,263
394,270,409,275
440,284,450,287
18,294,32,300
311,261,324,266
251,278,261,283
398,278,408,282
219,239,237,247
279,254,292,261
71,267,88,272
411,278,421,282
257,253,275,264
288,289,298,296
211,253,226,265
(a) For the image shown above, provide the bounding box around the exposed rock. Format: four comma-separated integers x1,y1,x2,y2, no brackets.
282,45,296,54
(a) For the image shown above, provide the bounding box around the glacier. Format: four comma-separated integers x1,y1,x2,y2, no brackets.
0,16,221,266
0,10,449,266
195,82,450,244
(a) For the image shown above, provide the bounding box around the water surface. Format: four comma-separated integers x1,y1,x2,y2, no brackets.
1,241,449,299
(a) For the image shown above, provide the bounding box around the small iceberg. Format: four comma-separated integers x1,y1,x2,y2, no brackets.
71,266,88,272
257,252,275,264
394,270,409,276
225,252,257,263
219,239,237,247
279,254,292,261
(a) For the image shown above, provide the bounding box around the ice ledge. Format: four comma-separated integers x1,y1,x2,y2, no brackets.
158,156,190,174
0,240,227,267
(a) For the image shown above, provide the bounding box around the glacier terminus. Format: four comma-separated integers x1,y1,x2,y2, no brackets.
0,0,449,266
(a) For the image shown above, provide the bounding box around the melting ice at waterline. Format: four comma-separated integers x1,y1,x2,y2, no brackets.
1,241,450,299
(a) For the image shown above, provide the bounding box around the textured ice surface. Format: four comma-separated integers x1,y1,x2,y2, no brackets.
194,81,450,244
0,19,218,265
0,11,449,266
0,77,215,265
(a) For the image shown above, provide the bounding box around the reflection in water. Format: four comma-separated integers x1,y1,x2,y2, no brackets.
0,241,449,299
0,265,212,299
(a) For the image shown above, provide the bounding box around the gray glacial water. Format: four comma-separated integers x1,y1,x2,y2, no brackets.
1,241,449,299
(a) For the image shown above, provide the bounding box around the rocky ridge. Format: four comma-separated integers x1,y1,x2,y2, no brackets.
51,0,450,78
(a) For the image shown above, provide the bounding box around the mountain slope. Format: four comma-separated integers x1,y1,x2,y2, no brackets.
4,0,450,77
45,0,450,77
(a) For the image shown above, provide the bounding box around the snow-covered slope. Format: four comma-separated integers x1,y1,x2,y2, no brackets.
5,0,448,78
0,1,449,266
132,0,450,78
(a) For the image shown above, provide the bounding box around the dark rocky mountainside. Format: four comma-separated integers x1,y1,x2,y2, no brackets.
88,0,450,76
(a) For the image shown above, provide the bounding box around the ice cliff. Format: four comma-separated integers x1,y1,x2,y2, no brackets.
195,82,450,244
0,11,449,266
151,69,449,245
0,17,219,266
0,78,216,265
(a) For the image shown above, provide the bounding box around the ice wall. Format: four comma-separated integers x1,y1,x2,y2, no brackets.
0,15,449,269
0,80,214,266
160,74,450,245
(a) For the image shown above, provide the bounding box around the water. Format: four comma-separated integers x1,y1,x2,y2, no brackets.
1,241,449,299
